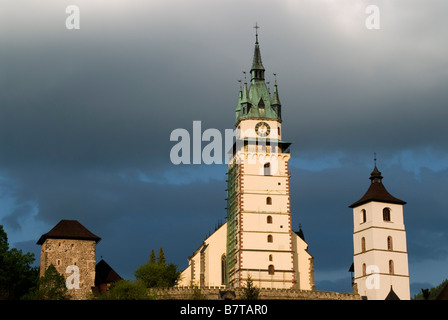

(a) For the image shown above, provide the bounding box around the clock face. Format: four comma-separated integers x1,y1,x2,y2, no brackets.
255,122,270,137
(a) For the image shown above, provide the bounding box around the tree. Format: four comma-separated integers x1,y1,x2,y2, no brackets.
158,247,166,265
134,248,180,288
149,249,156,264
98,280,154,300
241,275,260,300
413,279,448,300
0,225,39,300
24,264,70,300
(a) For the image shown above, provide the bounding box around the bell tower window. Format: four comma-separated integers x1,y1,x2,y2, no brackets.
264,163,271,175
383,208,391,221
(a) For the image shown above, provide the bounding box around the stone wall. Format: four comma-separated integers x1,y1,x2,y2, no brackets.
149,286,361,300
40,238,96,300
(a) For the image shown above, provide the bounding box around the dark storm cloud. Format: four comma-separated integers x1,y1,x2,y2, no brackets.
0,0,447,290
289,161,448,270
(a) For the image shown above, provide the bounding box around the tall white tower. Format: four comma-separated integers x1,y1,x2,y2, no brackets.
349,161,410,300
225,27,297,289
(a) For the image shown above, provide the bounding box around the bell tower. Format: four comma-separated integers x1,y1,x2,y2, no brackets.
349,159,410,300
226,25,296,289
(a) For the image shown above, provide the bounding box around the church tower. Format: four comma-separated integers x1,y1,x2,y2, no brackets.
179,26,313,290
226,25,297,289
349,160,410,300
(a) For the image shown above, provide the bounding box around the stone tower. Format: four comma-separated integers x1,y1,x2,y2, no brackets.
225,26,297,289
349,162,410,300
37,220,101,300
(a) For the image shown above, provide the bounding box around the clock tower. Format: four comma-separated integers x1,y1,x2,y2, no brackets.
226,27,297,289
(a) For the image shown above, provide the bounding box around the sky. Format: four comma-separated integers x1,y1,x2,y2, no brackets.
1,0,447,298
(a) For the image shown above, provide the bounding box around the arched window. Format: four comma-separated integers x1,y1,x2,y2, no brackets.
266,197,272,205
269,254,273,261
383,208,391,221
362,263,366,276
387,236,393,251
361,209,366,223
389,260,394,274
361,237,366,252
268,265,275,275
221,255,226,285
267,235,273,243
277,127,281,136
267,216,273,224
264,163,271,175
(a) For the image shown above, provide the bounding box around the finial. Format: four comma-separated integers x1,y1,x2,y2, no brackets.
273,73,278,85
243,71,247,83
370,152,383,182
254,22,260,43
237,79,242,90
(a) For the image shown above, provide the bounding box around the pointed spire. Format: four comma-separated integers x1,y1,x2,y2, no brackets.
271,75,281,106
250,23,265,82
235,25,280,124
271,73,281,120
370,153,383,183
297,224,305,241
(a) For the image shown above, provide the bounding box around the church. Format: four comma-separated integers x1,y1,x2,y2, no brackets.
179,27,315,291
179,27,411,300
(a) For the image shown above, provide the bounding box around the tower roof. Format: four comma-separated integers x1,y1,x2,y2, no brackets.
95,259,122,286
235,25,282,124
349,163,406,208
385,286,400,300
251,39,264,73
37,219,101,245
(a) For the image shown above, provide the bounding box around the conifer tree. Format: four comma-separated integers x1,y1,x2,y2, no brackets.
158,247,166,266
242,275,260,300
24,264,70,300
149,249,156,264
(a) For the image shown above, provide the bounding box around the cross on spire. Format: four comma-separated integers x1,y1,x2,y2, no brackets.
254,22,260,43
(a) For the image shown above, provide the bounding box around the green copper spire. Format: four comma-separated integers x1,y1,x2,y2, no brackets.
235,25,282,124
250,22,265,82
270,77,282,119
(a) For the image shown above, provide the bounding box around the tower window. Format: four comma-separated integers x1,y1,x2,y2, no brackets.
267,235,273,243
266,197,272,205
361,209,366,223
362,263,366,276
361,237,366,252
268,265,275,275
264,163,271,175
383,208,391,221
269,254,273,261
277,127,281,136
267,216,272,224
389,260,394,274
387,236,393,251
221,254,226,285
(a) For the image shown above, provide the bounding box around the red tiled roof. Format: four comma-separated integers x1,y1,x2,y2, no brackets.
349,166,406,208
95,259,122,286
37,219,101,244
